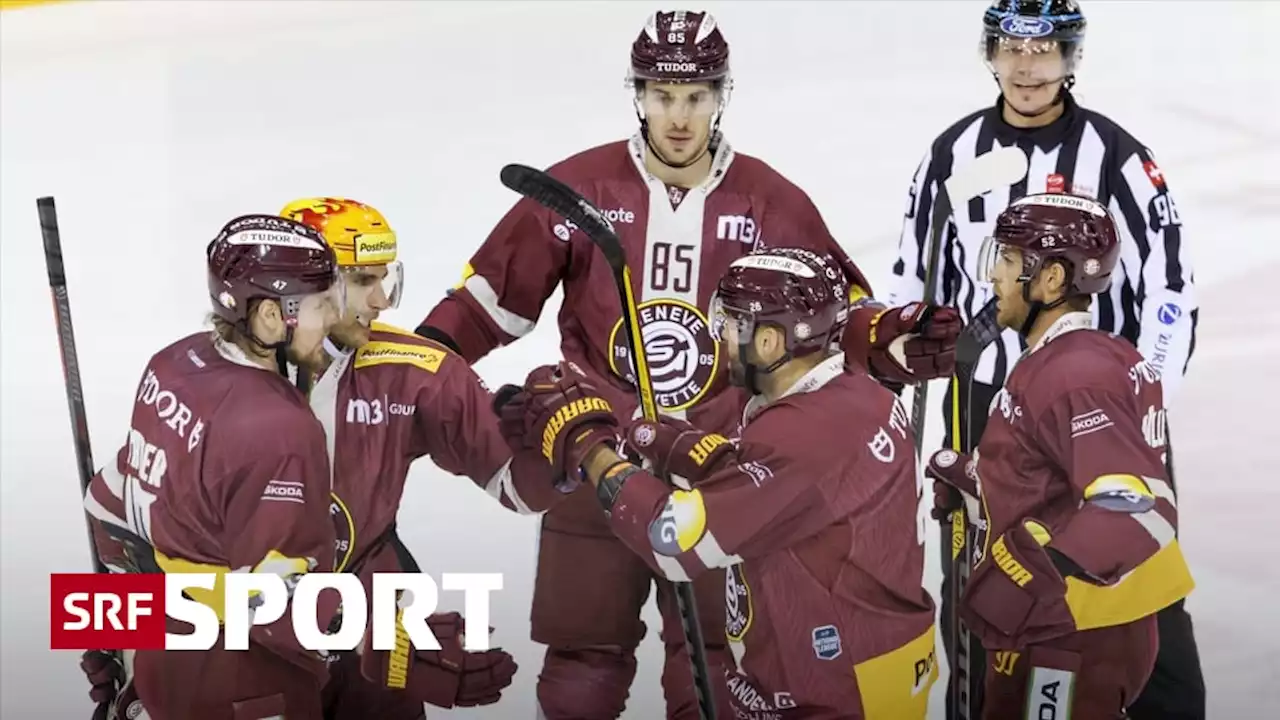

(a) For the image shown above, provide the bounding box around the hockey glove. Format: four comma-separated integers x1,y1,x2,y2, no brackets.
516,362,621,477
867,303,961,383
961,519,1079,650
925,448,981,524
81,650,124,716
359,610,518,708
625,417,735,486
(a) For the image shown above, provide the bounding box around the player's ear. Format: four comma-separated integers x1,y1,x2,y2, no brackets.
755,325,784,364
250,299,285,344
1046,260,1070,303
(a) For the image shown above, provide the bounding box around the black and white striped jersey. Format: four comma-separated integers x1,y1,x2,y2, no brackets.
887,92,1197,404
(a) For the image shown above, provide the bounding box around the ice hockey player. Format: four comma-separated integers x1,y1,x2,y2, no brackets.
79,202,527,720
275,197,531,718
495,247,939,718
79,214,347,718
416,11,961,718
926,193,1195,719
889,2,1203,716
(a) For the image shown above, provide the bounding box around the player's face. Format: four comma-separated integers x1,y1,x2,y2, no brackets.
640,81,719,163
287,286,345,369
990,244,1030,329
991,37,1068,116
329,264,396,348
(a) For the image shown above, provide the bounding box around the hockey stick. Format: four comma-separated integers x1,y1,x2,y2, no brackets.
902,146,1027,720
945,298,1002,720
499,163,717,720
40,196,109,576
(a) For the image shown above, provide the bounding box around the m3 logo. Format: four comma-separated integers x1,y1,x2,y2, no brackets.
345,397,415,425
715,214,756,243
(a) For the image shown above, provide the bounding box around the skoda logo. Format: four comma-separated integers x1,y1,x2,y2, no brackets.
999,15,1055,38
608,298,719,412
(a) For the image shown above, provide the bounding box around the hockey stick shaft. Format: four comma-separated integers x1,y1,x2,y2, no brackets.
39,196,107,575
946,298,1001,719
499,165,717,720
904,147,1028,720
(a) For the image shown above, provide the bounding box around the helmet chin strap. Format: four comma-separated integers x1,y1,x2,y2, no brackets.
237,318,295,379
995,73,1074,120
1016,280,1069,337
731,333,793,396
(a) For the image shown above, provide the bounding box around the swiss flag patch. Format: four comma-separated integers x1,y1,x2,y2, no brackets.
1143,160,1166,189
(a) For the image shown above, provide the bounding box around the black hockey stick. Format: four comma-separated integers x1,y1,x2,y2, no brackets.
499,163,717,720
945,298,1001,720
40,196,109,576
902,146,1027,720
909,146,1027,464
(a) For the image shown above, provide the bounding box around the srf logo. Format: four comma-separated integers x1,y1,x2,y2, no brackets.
52,573,166,650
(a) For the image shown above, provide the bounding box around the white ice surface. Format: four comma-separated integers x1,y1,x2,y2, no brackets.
2,1,1276,717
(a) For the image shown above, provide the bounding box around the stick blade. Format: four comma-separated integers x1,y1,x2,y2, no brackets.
944,145,1028,203
498,163,625,267
957,298,1001,364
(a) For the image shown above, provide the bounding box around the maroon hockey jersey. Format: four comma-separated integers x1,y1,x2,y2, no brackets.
83,332,337,680
423,133,879,431
970,312,1194,636
607,354,938,719
305,321,557,577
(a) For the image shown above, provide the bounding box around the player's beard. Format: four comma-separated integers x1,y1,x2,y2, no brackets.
727,358,747,388
329,317,371,351
994,289,1029,332
286,339,328,375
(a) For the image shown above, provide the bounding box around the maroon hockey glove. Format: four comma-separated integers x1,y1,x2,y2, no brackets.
492,383,530,451
516,362,621,477
81,650,123,708
868,303,961,383
925,448,980,523
625,417,735,484
360,611,518,708
960,519,1078,650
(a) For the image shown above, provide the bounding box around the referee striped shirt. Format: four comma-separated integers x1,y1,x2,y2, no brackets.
887,92,1198,404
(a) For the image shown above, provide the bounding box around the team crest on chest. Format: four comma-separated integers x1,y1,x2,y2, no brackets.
725,563,753,641
608,298,720,411
330,492,355,572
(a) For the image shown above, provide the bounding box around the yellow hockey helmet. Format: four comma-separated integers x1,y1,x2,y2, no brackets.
280,197,403,308
279,197,398,267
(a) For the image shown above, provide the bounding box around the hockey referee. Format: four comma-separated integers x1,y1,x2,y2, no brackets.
887,1,1204,719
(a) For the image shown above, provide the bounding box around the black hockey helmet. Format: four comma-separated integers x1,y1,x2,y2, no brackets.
981,0,1087,89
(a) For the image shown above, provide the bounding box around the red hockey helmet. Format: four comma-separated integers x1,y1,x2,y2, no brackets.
977,193,1120,296
710,247,850,363
207,214,342,327
629,10,731,85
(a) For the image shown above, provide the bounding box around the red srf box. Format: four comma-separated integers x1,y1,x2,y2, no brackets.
51,573,166,650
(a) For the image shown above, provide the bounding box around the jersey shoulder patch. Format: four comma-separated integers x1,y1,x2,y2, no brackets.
354,335,450,374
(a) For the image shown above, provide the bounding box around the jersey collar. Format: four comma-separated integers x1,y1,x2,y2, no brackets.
1027,311,1093,356
744,352,846,421
626,131,736,195
988,90,1082,153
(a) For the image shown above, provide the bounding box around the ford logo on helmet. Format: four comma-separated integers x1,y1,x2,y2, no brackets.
999,15,1055,38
